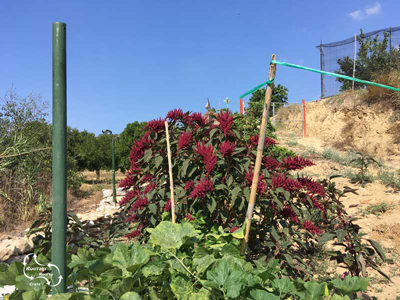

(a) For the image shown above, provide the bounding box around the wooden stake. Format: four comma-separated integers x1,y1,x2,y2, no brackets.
240,54,277,255
165,121,176,223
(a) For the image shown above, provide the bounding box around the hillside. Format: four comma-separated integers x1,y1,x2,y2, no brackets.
275,90,400,166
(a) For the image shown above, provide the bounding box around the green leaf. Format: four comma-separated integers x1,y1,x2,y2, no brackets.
142,259,166,278
170,276,193,300
330,276,369,294
367,239,386,261
304,282,326,300
250,289,279,300
120,292,142,300
318,233,335,246
154,155,163,169
206,259,246,298
207,198,217,214
336,229,347,243
148,203,157,215
330,295,351,300
210,128,218,139
143,149,152,163
231,186,241,203
215,184,226,190
148,221,198,250
271,276,293,296
22,289,46,300
182,159,190,177
226,175,233,187
112,242,150,275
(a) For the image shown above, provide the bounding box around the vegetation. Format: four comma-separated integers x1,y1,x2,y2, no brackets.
115,121,147,171
336,29,400,91
246,84,289,119
361,202,396,217
1,221,371,300
0,88,52,228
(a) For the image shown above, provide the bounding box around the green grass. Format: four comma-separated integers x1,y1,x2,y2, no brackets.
361,202,395,217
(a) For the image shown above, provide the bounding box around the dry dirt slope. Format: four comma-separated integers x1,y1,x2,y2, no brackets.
275,91,400,166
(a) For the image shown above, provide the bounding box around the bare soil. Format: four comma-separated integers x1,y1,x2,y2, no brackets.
277,133,400,299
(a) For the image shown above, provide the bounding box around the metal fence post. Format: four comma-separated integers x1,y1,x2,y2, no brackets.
352,34,357,91
320,41,324,99
112,137,116,204
52,22,67,294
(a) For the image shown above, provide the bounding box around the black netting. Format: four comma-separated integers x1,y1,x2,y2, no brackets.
316,26,400,98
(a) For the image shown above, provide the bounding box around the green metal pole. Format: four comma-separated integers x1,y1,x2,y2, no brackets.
52,22,67,294
112,137,116,204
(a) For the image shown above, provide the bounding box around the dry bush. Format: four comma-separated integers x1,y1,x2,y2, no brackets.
363,70,400,111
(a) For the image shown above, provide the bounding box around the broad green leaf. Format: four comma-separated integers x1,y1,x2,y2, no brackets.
120,292,141,300
249,289,279,300
22,289,46,300
367,239,386,261
304,282,326,300
148,203,157,214
231,186,241,203
206,259,246,298
215,184,226,190
148,221,198,250
330,276,369,294
336,229,347,243
226,175,233,187
330,295,351,300
193,254,216,274
143,149,152,163
112,242,149,275
207,198,217,214
318,233,335,246
142,259,166,277
271,276,293,296
154,155,163,169
182,159,190,177
170,276,193,299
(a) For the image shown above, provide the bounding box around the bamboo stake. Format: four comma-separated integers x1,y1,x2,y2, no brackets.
165,121,176,223
240,54,277,255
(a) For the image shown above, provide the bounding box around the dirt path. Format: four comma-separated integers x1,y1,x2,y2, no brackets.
278,133,400,299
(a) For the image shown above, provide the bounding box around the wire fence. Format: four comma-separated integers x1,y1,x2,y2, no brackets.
316,26,400,98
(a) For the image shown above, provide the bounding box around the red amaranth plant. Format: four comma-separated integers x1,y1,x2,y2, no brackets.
216,109,234,137
194,140,217,176
115,108,382,279
144,118,165,133
302,220,323,235
178,131,192,152
262,156,281,171
189,177,213,199
166,108,187,124
271,173,302,191
282,155,315,171
219,141,235,157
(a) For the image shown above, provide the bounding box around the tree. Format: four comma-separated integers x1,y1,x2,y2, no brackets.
73,131,112,181
246,84,289,119
115,121,147,171
336,29,400,91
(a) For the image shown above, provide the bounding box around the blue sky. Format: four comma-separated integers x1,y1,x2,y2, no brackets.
1,0,398,134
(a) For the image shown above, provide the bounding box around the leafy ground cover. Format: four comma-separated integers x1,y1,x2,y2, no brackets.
1,221,369,299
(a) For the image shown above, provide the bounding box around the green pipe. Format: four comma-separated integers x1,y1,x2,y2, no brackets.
52,22,67,294
112,137,116,204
